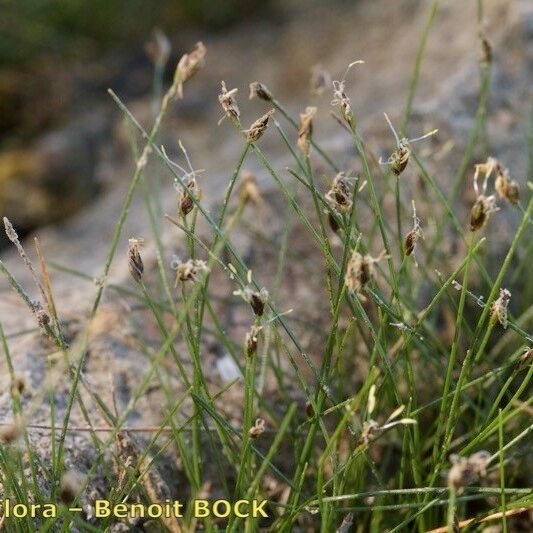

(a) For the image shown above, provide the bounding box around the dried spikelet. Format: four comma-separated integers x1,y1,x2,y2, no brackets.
479,30,492,64
234,286,269,316
173,41,206,99
305,401,314,418
59,470,85,504
404,200,424,263
218,81,240,125
145,28,171,67
0,417,23,444
127,238,144,282
310,65,331,96
490,288,511,328
357,420,379,446
171,257,208,285
239,171,262,206
345,249,388,295
245,109,275,144
297,106,317,157
249,81,273,102
494,161,519,205
175,175,202,217
245,324,262,357
448,451,491,491
248,418,266,439
330,61,364,129
10,373,26,397
379,113,437,176
470,158,500,231
325,172,353,213
331,80,355,130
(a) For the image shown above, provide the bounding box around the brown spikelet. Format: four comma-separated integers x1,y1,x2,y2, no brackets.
246,109,275,144
127,238,144,282
297,106,317,157
249,81,273,102
173,42,206,99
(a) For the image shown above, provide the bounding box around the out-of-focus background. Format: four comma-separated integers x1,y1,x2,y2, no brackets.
0,0,531,323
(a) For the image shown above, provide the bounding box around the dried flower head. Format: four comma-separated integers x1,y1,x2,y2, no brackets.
345,249,389,296
239,171,262,207
331,80,355,130
479,30,492,64
128,238,144,282
145,28,171,67
245,325,262,357
404,200,424,264
171,257,208,285
175,175,202,217
379,113,438,176
470,158,500,231
173,41,206,99
248,418,266,439
325,172,353,213
249,81,273,102
234,286,269,316
494,161,519,205
245,109,275,144
490,288,511,328
357,405,416,446
218,81,240,125
0,417,23,445
448,451,491,491
310,65,331,96
59,470,85,504
331,61,364,129
10,373,26,397
297,106,317,157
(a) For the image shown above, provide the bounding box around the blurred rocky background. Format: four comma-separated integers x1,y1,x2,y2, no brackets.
0,0,531,317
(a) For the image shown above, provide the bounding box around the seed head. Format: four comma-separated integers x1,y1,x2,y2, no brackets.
448,451,491,491
345,249,388,296
175,176,201,217
331,80,355,130
249,81,273,102
379,113,437,176
239,171,262,207
469,158,500,231
494,162,519,205
128,238,144,283
310,65,331,96
248,418,266,439
325,172,353,213
404,200,424,263
145,28,171,68
171,257,208,285
479,31,492,64
0,417,23,445
173,41,206,99
234,286,269,316
297,106,317,157
245,325,262,357
59,470,85,504
245,109,275,144
10,374,26,397
218,81,240,125
490,288,511,328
